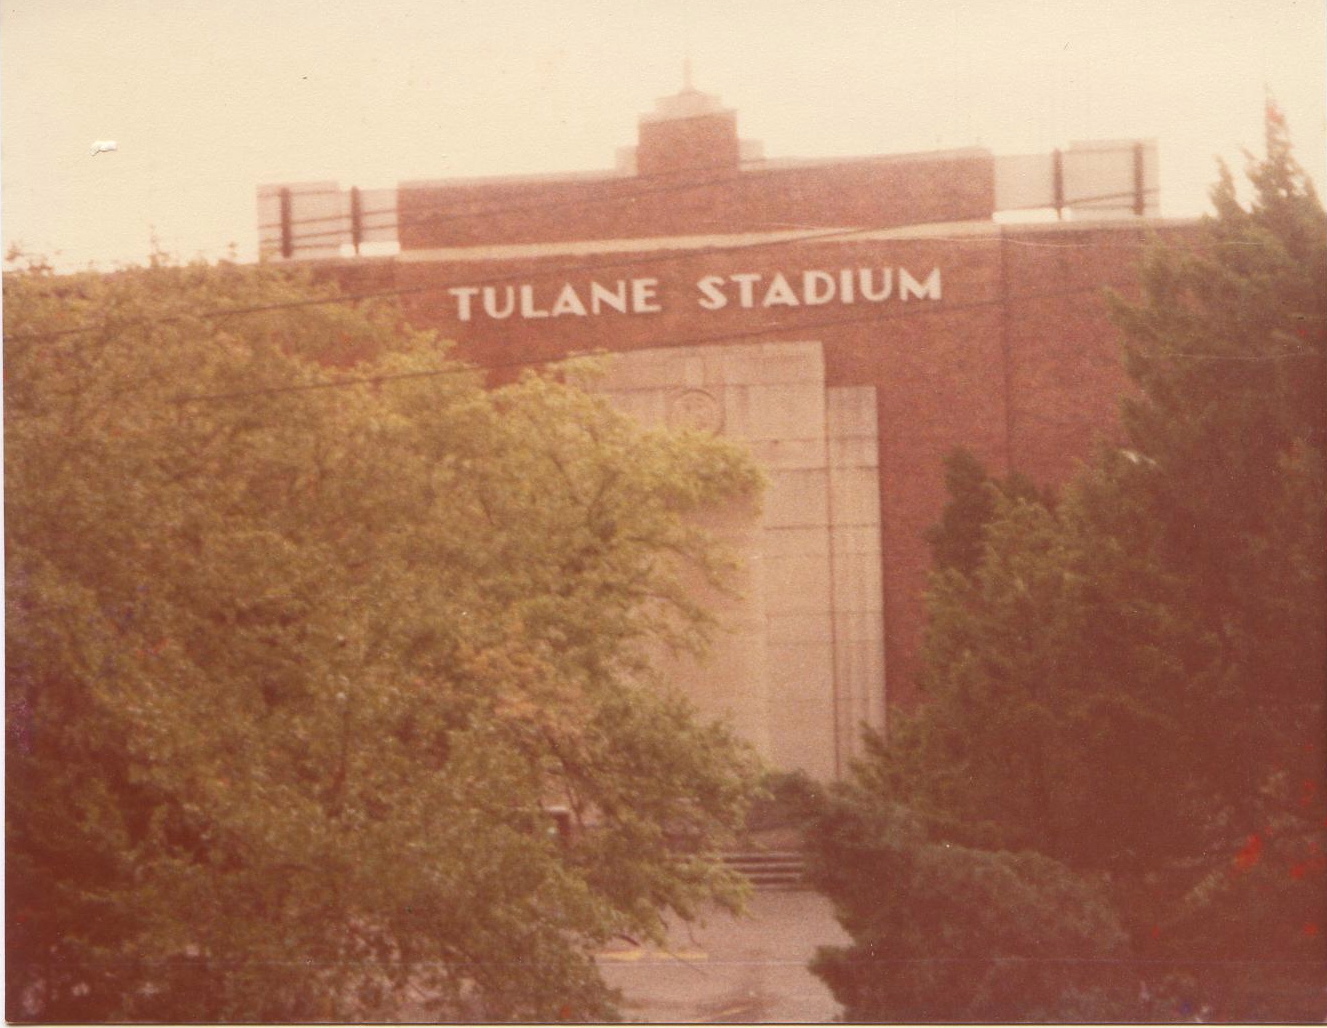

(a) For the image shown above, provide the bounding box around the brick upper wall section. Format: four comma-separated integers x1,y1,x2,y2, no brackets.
397,150,996,249
384,219,1196,705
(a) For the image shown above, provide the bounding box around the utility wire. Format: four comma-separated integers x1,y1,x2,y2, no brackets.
5,280,1137,417
165,278,1140,406
264,174,1159,248
84,273,1320,413
10,222,929,341
255,148,1008,235
256,134,1161,237
9,275,1313,417
14,143,1166,268
7,215,1175,345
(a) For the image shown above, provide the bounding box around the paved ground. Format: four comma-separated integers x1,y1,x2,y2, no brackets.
596,890,850,1023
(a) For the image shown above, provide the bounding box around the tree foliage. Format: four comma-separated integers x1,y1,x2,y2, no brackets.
809,800,1133,1022
808,117,1327,1020
4,256,764,1022
923,447,1052,578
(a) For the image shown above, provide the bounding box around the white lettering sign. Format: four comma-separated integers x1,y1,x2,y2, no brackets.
446,267,942,322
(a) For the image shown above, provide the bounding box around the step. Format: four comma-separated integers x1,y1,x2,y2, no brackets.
719,850,808,890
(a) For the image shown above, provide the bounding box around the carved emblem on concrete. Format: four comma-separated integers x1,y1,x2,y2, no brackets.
667,388,724,434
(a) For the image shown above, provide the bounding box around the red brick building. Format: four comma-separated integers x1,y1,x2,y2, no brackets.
261,85,1184,778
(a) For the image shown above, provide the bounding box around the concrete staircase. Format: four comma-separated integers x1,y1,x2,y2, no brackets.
720,850,808,890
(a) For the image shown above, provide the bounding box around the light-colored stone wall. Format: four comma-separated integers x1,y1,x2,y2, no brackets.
827,386,887,764
593,341,885,779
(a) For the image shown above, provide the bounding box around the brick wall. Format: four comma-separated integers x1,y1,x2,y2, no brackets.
398,150,995,250
382,219,1187,706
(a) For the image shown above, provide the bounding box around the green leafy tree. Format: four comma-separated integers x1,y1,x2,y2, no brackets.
808,800,1135,1022
5,256,764,1021
807,114,1326,1020
923,447,1052,577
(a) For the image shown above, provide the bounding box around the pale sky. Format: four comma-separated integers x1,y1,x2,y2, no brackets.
3,0,1324,271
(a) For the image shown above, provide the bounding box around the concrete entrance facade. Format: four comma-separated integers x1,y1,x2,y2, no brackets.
595,341,884,778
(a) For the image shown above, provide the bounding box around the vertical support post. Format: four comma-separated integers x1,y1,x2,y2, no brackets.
999,230,1015,475
1052,149,1064,219
350,186,363,256
1132,142,1146,216
279,187,293,259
